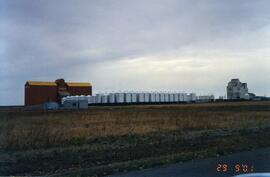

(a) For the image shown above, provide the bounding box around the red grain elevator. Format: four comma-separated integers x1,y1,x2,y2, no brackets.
25,78,92,106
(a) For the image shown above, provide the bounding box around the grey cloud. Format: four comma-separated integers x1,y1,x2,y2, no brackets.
1,0,270,105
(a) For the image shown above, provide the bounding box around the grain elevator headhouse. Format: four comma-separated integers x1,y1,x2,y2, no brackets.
25,78,92,106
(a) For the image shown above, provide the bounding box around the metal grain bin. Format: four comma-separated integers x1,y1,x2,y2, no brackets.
150,93,156,102
91,96,96,104
115,93,124,103
174,93,179,102
155,93,160,102
87,96,92,104
109,93,115,103
61,97,66,104
125,93,132,103
101,95,108,104
179,93,184,102
79,95,86,101
131,93,137,103
144,93,150,103
138,93,145,103
63,100,77,109
190,93,196,101
187,94,191,102
183,93,189,102
169,93,174,102
165,93,169,102
87,95,91,104
95,94,102,104
160,93,165,102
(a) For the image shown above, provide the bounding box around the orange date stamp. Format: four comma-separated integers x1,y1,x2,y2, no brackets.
216,163,255,173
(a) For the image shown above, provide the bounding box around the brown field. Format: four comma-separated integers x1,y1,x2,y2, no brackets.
1,101,270,176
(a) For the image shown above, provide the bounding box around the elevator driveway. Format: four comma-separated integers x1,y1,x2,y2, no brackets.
108,148,270,177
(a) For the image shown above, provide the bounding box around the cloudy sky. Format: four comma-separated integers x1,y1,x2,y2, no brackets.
1,0,270,105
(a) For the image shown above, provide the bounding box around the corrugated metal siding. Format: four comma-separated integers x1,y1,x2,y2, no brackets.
25,85,58,106
109,93,115,103
115,93,124,103
68,86,92,96
125,93,132,103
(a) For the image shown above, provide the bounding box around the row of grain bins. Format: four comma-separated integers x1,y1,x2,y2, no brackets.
62,92,196,105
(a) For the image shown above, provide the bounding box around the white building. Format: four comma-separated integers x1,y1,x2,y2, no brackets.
227,79,249,100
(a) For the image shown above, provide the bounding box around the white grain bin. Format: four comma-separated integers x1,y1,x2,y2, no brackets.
75,95,79,101
65,96,69,102
108,93,115,103
187,94,192,102
155,93,160,102
63,100,78,109
150,93,156,102
101,95,108,104
210,95,215,100
174,93,179,102
78,95,85,101
160,93,165,102
169,93,174,102
91,96,96,104
95,94,102,104
131,93,137,103
115,93,124,103
178,93,184,102
88,96,92,104
144,92,150,103
165,93,169,102
69,96,73,101
87,95,91,104
190,93,196,101
61,97,66,104
78,95,82,101
125,93,132,103
138,93,145,103
69,96,73,100
183,93,189,102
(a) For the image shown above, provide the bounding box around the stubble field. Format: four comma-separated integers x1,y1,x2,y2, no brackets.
1,101,270,176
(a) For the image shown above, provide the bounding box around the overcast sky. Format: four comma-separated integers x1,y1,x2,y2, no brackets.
1,0,270,105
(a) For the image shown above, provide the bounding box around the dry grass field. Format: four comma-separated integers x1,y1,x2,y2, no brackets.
1,101,270,176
